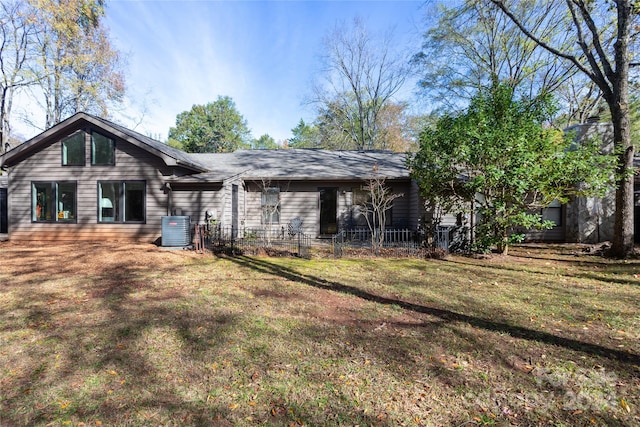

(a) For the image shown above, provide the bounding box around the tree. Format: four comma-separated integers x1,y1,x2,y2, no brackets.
311,17,409,150
0,0,37,152
298,100,417,151
29,0,125,128
251,133,279,150
288,118,321,149
489,0,639,257
168,96,251,153
375,101,418,152
356,175,403,253
254,178,290,245
408,83,616,255
413,0,577,109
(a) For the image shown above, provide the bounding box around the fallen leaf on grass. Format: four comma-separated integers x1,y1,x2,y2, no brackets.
620,398,631,413
520,364,535,373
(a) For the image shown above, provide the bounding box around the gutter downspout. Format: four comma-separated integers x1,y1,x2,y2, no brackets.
165,182,172,216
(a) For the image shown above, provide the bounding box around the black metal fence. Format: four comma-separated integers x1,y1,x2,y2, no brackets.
195,224,311,258
331,226,466,258
332,228,425,258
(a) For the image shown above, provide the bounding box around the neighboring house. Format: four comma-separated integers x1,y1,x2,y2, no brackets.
0,112,419,242
524,122,640,244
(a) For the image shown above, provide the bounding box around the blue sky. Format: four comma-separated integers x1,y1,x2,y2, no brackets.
103,0,427,143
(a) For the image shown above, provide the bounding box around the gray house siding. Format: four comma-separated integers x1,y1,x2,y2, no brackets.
241,179,415,237
243,181,320,236
170,183,222,224
5,127,172,242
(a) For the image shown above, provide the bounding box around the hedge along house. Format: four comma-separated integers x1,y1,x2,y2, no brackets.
0,112,419,242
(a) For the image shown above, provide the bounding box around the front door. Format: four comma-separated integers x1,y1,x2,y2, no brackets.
0,188,7,234
231,184,238,239
319,187,338,235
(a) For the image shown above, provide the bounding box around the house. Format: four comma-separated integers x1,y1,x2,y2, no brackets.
523,122,640,244
168,149,419,238
0,112,419,243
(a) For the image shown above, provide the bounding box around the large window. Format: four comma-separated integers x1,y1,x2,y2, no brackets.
62,132,85,166
32,182,77,222
261,187,280,224
92,131,115,165
98,181,145,223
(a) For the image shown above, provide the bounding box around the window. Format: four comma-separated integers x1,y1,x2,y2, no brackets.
98,181,145,223
32,182,77,222
92,132,115,165
261,187,280,224
542,200,562,226
351,187,392,226
62,133,85,165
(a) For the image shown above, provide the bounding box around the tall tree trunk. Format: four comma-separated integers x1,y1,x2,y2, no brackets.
609,0,634,257
610,100,634,257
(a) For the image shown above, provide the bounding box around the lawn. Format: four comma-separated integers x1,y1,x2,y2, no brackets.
0,242,638,426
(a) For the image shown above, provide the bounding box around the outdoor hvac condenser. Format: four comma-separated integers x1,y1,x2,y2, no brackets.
161,216,191,247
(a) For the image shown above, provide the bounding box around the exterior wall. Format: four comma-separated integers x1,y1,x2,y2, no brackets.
170,183,222,225
241,179,416,237
408,180,420,230
524,123,617,244
558,123,615,243
243,181,320,236
564,193,616,243
6,127,172,242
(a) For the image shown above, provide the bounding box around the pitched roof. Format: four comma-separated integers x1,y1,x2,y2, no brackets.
0,112,412,182
171,149,411,183
0,112,208,172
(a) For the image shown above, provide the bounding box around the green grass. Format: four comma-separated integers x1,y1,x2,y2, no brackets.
0,242,639,426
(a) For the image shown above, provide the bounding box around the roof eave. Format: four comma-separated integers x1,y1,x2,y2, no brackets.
241,175,411,181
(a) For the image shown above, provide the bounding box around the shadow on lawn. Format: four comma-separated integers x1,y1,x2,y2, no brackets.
1,251,235,425
2,246,398,426
228,255,640,367
442,255,640,287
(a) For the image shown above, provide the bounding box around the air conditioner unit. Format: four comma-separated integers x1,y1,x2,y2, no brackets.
161,216,191,247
